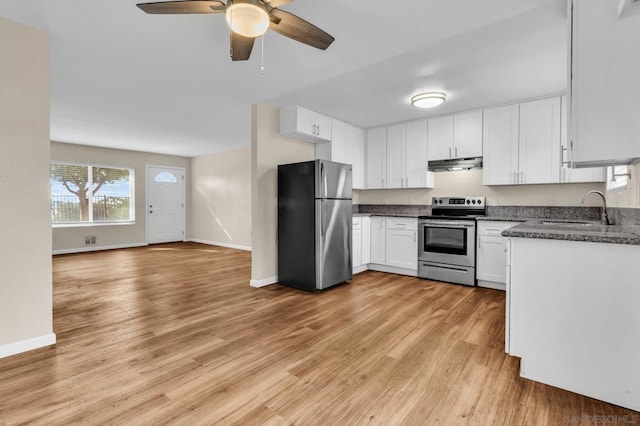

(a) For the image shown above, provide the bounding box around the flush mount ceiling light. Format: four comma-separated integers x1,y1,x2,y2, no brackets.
411,92,447,109
225,1,269,38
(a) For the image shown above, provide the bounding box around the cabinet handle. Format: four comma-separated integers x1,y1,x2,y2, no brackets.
449,147,452,158
455,147,458,158
478,236,481,249
414,231,417,243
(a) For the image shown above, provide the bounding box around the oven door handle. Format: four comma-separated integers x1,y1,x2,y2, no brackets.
420,222,474,228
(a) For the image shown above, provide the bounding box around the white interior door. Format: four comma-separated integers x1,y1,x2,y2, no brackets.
147,166,185,244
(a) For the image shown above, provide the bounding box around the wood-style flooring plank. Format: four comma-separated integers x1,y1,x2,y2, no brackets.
0,242,637,425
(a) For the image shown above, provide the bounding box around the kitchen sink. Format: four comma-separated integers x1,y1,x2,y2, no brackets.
539,220,598,227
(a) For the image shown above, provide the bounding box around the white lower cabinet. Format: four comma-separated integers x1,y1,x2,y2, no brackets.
384,218,418,270
352,217,362,270
370,217,386,265
361,216,371,265
355,216,418,276
476,221,519,290
352,216,371,274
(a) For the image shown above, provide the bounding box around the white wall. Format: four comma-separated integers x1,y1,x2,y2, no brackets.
51,142,190,253
355,169,606,207
0,17,54,356
190,147,251,250
250,104,315,286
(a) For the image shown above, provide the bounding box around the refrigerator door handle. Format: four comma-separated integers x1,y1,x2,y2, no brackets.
321,202,326,237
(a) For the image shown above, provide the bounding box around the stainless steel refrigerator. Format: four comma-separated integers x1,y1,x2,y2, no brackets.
277,160,353,292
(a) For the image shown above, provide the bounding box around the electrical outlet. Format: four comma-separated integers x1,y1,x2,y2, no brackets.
84,236,92,245
90,236,97,245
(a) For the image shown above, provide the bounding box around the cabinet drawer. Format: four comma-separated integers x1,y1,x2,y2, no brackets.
477,221,519,236
386,217,417,231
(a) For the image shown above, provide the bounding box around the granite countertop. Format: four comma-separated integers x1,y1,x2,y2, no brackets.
502,220,640,245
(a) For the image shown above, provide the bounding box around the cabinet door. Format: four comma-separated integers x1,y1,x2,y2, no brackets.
370,217,386,264
330,119,347,163
386,124,406,188
454,110,483,159
385,229,418,270
483,104,520,185
366,128,387,189
560,95,605,183
519,97,561,184
346,125,365,189
427,115,454,161
361,216,371,265
296,106,315,136
477,235,508,283
405,120,428,188
352,219,362,269
315,113,332,141
570,0,640,166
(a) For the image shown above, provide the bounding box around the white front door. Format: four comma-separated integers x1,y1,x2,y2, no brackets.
146,166,185,244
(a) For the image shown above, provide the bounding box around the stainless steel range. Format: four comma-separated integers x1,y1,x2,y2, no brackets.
418,197,486,286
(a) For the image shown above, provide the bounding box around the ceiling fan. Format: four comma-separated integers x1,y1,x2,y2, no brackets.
136,0,335,61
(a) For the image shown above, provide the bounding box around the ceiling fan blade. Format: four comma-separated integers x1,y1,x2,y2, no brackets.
263,0,294,7
269,9,334,50
230,32,255,61
137,1,226,14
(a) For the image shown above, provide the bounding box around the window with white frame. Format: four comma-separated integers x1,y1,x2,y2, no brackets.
607,165,630,193
50,162,135,224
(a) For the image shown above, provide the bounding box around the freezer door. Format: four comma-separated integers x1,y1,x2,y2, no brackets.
315,160,353,199
315,199,353,290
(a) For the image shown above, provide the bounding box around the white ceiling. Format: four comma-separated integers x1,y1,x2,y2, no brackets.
0,0,567,157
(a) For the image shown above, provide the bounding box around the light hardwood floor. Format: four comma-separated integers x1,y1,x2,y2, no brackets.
0,242,637,425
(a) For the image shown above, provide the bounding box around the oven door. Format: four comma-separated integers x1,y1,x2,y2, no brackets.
418,220,475,267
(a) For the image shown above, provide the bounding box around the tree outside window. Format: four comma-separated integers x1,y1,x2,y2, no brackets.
50,163,134,224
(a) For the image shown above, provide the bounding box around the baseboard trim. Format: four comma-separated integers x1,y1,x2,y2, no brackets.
250,276,278,288
0,333,56,359
353,265,368,274
368,264,418,277
477,280,506,291
188,238,252,252
53,242,147,255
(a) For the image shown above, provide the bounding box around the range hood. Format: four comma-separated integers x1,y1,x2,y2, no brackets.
428,157,483,172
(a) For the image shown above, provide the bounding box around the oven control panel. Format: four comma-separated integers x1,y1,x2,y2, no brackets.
432,197,485,208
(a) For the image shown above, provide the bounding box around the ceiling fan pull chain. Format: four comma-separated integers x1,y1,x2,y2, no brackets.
261,35,265,75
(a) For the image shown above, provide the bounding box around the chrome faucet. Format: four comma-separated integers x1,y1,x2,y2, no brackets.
581,190,610,225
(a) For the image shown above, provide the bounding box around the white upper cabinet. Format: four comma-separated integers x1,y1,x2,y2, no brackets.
569,0,640,166
484,97,563,185
454,110,483,159
366,127,387,189
280,105,332,143
483,104,520,185
386,124,406,189
518,97,561,184
405,120,431,188
427,115,454,161
316,119,366,189
329,119,347,163
429,112,482,160
560,95,605,183
345,125,366,189
388,122,433,189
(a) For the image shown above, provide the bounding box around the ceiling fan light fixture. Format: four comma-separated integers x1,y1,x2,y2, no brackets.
225,2,270,38
411,92,447,109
